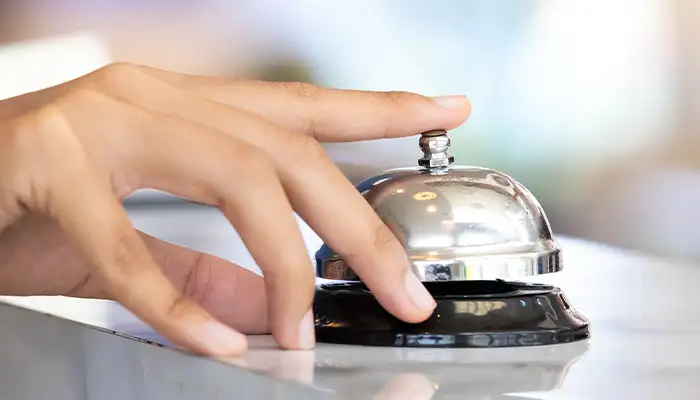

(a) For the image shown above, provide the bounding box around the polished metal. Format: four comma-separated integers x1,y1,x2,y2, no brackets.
417,129,454,170
316,130,562,281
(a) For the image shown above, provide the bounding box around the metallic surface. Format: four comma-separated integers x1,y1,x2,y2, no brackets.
3,202,700,399
316,130,561,281
417,129,455,169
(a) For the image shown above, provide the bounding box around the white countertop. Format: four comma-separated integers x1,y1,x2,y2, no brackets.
3,202,698,399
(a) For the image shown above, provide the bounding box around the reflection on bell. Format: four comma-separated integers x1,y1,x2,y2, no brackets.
316,129,560,282
313,129,590,348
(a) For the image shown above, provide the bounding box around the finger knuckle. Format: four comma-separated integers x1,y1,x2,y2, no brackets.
284,132,329,166
53,86,149,153
64,273,94,297
56,87,110,111
181,252,215,306
164,293,197,320
4,105,87,212
380,90,415,106
12,104,82,163
90,62,157,93
266,262,316,298
371,222,401,253
214,142,279,204
93,62,181,104
231,142,276,176
97,62,145,82
110,231,147,274
335,221,401,263
280,81,326,101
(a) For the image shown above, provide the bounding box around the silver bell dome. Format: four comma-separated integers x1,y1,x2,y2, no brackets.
315,130,562,282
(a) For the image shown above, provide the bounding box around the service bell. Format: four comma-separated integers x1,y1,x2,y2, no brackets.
312,130,589,349
315,129,562,282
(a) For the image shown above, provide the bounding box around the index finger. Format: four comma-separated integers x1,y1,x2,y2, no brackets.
140,67,471,142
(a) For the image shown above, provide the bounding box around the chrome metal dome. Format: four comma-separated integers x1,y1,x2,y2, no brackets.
315,130,562,282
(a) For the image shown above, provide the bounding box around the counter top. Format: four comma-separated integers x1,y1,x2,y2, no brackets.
1,202,698,399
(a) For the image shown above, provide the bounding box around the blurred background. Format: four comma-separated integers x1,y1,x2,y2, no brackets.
1,0,699,263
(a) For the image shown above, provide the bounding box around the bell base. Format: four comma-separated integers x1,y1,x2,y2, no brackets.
313,280,590,348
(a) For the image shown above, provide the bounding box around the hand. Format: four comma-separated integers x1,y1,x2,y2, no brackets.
0,63,470,356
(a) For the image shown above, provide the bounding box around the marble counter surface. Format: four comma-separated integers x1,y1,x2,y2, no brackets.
2,202,699,399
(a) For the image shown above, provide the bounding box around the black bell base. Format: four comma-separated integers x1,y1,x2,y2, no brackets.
313,280,590,348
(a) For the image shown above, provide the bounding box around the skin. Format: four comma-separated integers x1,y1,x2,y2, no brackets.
0,62,471,356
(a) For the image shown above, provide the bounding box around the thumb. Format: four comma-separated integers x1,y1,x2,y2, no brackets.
140,232,269,335
48,162,247,356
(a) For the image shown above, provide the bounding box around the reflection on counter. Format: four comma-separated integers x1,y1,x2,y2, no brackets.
224,335,590,399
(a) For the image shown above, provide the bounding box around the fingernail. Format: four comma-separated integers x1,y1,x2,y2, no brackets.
404,270,437,311
297,310,316,350
431,95,468,109
199,321,247,355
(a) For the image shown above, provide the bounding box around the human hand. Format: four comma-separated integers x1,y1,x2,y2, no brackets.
0,63,470,356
